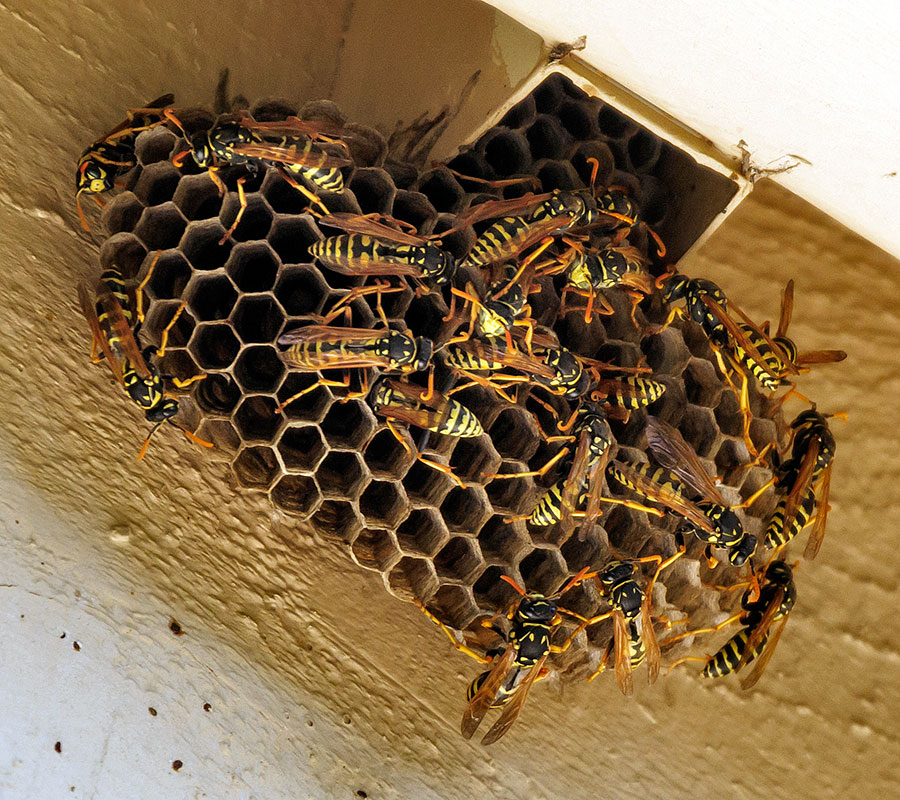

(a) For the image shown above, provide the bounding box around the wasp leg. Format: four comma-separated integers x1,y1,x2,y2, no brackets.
276,375,351,413
660,613,743,648
443,168,540,191
276,166,329,214
219,176,248,245
596,496,666,518
156,301,187,357
483,446,570,481
665,655,712,676
587,639,615,682
384,419,464,488
171,374,207,389
207,166,227,197
649,304,684,335
414,600,492,664
134,251,163,324
642,549,686,600
737,476,777,509
703,546,719,570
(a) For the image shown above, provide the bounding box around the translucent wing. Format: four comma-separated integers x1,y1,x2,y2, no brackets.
776,279,794,339
242,115,348,139
231,141,352,169
278,325,393,369
804,462,832,560
577,445,612,542
480,655,547,745
452,192,553,230
641,591,661,685
78,282,125,386
795,349,848,366
316,212,429,245
645,416,728,506
613,609,634,696
740,614,789,690
450,338,556,380
560,428,592,532
90,282,153,380
739,585,785,671
461,644,516,739
781,438,820,538
612,460,716,534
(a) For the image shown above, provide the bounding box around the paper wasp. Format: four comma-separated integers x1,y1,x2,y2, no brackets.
312,212,456,288
415,567,593,744
166,110,354,241
608,417,756,567
742,408,837,559
665,559,796,690
275,301,433,413
76,93,174,231
369,378,481,487
567,556,682,695
77,256,210,459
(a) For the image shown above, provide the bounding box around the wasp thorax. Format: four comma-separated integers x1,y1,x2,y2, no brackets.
423,245,456,285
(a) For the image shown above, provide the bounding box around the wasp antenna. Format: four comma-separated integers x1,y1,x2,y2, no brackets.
163,108,189,138
499,574,527,596
137,422,164,461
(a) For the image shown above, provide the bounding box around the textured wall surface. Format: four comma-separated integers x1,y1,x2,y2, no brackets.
1,2,899,799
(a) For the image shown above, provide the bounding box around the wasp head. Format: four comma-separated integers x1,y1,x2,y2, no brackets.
423,245,456,285
188,132,214,167
411,337,434,372
516,594,557,624
596,559,635,589
728,534,757,567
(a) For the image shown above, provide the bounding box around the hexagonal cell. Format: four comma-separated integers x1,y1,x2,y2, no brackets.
144,300,194,349
262,171,316,215
231,295,285,344
276,373,331,422
351,528,401,572
518,548,567,596
597,103,637,140
434,537,483,583
748,415,778,457
449,436,500,484
133,162,181,206
312,499,362,544
219,192,274,242
271,474,321,519
102,192,144,235
315,451,367,498
500,94,536,128
274,265,328,317
714,387,745,438
535,159,579,192
425,584,479,631
572,141,615,188
135,126,178,165
473,565,518,609
358,480,407,529
430,213,475,261
194,418,240,459
674,405,718,460
403,292,448,342
181,221,233,271
348,168,395,215
140,251,191,302
394,508,449,558
642,327,692,376
683,357,725,407
185,273,239,322
232,445,280,490
401,459,453,506
277,425,327,472
485,464,533,515
233,395,284,442
714,437,751,486
157,348,201,386
478,516,530,565
99,233,147,279
481,129,531,177
318,186,360,216
627,128,662,172
644,376,685,429
390,190,436,233
415,169,465,214
738,465,778,517
319,400,375,449
388,556,438,602
440,485,492,535
133,203,187,251
532,73,565,114
527,116,569,161
558,99,600,141
233,345,285,393
363,427,415,479
172,173,224,221
225,243,279,292
268,216,321,265
488,407,541,462
189,323,240,370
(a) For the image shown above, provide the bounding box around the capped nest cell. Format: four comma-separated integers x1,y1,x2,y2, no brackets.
95,74,780,683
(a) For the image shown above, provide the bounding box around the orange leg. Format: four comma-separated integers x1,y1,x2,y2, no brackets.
384,419,464,488
414,600,492,663
219,176,248,245
661,613,743,648
277,166,328,214
484,446,570,480
276,375,351,413
156,301,187,357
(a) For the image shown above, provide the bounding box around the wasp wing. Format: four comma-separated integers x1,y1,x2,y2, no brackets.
480,655,547,746
739,614,789,690
641,591,661,685
804,462,832,560
461,643,517,740
645,416,728,506
613,609,634,696
232,141,352,169
92,284,154,380
739,584,785,671
577,444,612,542
776,279,795,339
316,212,428,245
78,282,125,386
278,325,393,369
795,349,848,366
781,438,820,539
560,428,592,533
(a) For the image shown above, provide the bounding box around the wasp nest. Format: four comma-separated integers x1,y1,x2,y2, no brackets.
95,73,778,681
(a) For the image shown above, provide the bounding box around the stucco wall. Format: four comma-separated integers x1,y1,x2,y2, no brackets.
1,2,899,798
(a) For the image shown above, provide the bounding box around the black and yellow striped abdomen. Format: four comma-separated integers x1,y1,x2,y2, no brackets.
435,399,483,437
608,461,687,499
765,487,817,549
627,620,646,670
95,268,134,352
283,334,387,369
463,216,532,268
601,376,666,409
731,324,790,391
702,629,761,678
